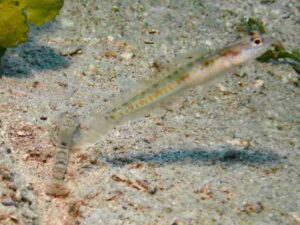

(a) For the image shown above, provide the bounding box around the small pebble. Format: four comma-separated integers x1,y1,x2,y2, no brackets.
88,64,97,73
120,52,134,60
148,29,158,34
252,79,264,88
107,35,115,42
204,40,213,47
40,116,47,121
226,138,250,149
241,202,264,214
2,199,18,207
104,51,117,59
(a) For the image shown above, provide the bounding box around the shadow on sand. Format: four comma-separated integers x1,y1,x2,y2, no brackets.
1,44,69,78
1,24,69,78
104,147,280,167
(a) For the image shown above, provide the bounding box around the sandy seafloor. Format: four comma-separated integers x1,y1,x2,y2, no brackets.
0,0,299,224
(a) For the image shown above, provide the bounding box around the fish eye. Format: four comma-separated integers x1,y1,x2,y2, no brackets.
251,37,263,46
254,38,262,45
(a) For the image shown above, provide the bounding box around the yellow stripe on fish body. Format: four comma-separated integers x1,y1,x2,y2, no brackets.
107,67,195,121
107,56,233,122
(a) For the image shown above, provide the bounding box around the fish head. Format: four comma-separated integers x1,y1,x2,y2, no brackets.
227,31,274,66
